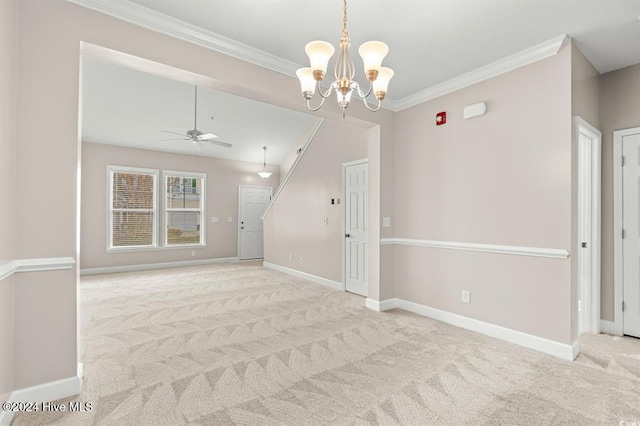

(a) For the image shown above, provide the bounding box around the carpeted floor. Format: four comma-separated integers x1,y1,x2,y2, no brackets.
13,262,640,425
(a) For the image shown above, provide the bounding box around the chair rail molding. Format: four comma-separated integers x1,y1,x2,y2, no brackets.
381,238,569,259
0,257,76,281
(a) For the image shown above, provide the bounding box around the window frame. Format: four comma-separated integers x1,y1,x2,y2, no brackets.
107,165,159,251
162,169,207,248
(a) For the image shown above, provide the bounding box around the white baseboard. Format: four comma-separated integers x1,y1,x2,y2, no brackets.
599,319,621,335
365,298,395,312
572,340,580,360
0,363,83,426
263,262,343,291
80,257,239,275
371,298,576,361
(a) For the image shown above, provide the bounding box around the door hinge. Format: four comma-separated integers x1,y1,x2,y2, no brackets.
622,156,625,166
622,229,626,239
622,301,625,312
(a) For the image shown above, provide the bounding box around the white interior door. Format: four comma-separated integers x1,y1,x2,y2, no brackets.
238,186,271,260
576,118,601,335
622,131,640,338
344,160,368,296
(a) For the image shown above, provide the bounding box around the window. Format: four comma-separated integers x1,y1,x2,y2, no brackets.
164,170,205,246
108,166,158,249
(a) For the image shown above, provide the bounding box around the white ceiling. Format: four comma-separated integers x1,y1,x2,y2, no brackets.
124,0,640,100
80,0,640,162
82,57,317,164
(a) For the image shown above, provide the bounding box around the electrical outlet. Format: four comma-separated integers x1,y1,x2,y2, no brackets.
324,217,328,225
299,257,303,265
191,250,196,257
289,254,293,262
461,290,471,304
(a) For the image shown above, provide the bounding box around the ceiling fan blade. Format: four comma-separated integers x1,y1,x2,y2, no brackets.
158,138,188,142
201,139,232,148
199,133,218,140
162,130,186,137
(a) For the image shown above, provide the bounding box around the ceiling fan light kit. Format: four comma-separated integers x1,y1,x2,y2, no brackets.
258,146,273,179
296,0,394,118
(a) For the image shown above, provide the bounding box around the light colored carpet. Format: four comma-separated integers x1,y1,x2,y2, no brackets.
13,263,640,425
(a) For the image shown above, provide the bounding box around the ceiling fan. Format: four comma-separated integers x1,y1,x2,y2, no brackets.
160,85,232,148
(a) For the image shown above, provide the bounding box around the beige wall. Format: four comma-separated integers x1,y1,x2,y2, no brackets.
600,63,640,321
81,142,279,269
571,44,601,129
13,0,392,390
264,120,368,282
13,270,77,389
393,46,573,343
0,0,17,401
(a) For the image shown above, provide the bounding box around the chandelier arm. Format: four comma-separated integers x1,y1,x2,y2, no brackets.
353,80,373,99
360,95,382,112
317,81,337,99
306,96,327,112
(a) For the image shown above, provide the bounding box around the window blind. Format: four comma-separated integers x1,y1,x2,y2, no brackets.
109,167,157,248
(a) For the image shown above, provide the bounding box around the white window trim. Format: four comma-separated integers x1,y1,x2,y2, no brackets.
162,169,207,248
107,165,159,251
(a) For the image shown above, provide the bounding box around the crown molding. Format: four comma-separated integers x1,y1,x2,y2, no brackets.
66,0,301,77
66,0,565,113
392,34,568,111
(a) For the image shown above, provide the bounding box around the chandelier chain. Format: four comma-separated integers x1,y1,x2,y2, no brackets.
342,0,348,38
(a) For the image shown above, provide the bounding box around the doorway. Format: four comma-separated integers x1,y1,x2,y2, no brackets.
343,159,368,296
238,185,271,260
614,126,640,338
575,117,602,335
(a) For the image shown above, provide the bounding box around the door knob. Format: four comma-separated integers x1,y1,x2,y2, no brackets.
345,233,350,238
241,226,244,230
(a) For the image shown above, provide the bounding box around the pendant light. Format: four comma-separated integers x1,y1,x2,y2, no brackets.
257,146,272,179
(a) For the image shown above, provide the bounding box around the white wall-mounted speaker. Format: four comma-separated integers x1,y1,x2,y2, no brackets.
463,102,487,119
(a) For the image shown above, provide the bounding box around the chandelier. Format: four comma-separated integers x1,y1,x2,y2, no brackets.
295,0,394,118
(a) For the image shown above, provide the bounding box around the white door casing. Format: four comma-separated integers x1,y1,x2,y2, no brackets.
344,159,368,297
238,186,271,260
621,130,640,338
575,117,601,335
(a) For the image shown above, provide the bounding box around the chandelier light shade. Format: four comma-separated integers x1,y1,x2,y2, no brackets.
296,0,394,118
257,146,272,179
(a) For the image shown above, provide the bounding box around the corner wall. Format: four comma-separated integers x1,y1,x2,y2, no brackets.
263,119,368,283
81,142,279,270
0,0,18,402
600,62,640,321
392,45,573,344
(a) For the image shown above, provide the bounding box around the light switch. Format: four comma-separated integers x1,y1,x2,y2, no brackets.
227,217,233,223
383,217,391,227
211,217,219,223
